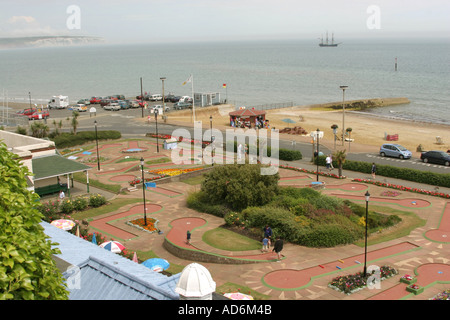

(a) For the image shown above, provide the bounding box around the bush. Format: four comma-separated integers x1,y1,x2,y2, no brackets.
88,193,106,207
72,196,88,211
38,200,60,221
51,130,121,148
298,223,364,248
59,199,74,214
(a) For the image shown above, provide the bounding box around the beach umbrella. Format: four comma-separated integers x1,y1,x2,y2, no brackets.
91,232,97,244
142,258,170,272
75,225,80,237
281,118,296,128
132,252,138,263
51,219,75,231
224,292,254,300
99,241,125,253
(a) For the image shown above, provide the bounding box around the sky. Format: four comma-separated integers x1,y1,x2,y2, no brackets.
0,0,449,44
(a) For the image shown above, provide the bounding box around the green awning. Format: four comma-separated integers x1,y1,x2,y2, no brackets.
32,155,91,180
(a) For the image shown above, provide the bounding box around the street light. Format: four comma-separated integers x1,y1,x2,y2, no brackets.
154,110,159,153
160,77,166,111
210,115,214,166
363,191,370,277
316,128,320,182
94,120,100,170
340,85,348,146
140,157,147,226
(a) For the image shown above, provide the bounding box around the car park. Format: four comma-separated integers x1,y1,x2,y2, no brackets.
28,110,49,120
420,150,450,166
103,103,121,111
379,144,412,159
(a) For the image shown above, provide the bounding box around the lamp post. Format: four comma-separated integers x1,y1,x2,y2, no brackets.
141,157,147,226
154,110,159,153
210,115,214,166
340,85,348,146
140,77,144,118
316,128,320,182
94,120,100,170
363,191,370,277
160,77,166,111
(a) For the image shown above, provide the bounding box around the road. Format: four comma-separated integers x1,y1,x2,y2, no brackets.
49,103,449,174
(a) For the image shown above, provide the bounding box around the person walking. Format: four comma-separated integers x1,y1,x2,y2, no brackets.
262,237,269,252
371,163,377,179
325,155,332,171
186,230,191,245
272,237,284,261
263,225,273,247
59,190,65,200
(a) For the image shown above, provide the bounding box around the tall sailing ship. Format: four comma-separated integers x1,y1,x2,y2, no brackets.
319,32,340,47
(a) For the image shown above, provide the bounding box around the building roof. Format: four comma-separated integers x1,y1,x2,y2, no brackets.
42,222,180,300
32,154,91,180
229,109,266,117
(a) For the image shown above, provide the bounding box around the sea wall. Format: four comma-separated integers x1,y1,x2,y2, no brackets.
309,97,410,110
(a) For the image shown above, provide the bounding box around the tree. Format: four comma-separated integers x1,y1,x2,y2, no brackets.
201,164,279,211
333,149,347,178
71,111,79,135
0,142,69,300
30,122,49,138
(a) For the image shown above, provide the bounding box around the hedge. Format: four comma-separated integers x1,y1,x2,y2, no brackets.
50,131,122,148
230,141,302,161
315,155,450,188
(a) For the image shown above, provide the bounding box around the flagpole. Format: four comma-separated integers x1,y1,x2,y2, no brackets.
192,75,195,122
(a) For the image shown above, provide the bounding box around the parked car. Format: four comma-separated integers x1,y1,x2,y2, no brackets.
379,144,412,159
69,104,87,112
130,100,141,108
420,150,450,166
149,94,162,101
151,105,170,113
28,110,49,120
173,102,192,110
117,100,131,109
165,94,181,103
77,99,91,105
17,108,38,116
100,99,114,106
103,103,121,111
178,96,192,103
90,96,102,104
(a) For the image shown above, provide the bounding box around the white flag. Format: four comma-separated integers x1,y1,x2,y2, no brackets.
182,75,192,86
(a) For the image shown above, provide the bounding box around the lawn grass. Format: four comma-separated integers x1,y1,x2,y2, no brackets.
71,197,142,220
202,227,261,251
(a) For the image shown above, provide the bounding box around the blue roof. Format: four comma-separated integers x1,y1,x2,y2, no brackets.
41,222,180,300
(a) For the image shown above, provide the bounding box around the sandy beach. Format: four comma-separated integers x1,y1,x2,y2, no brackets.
166,100,449,157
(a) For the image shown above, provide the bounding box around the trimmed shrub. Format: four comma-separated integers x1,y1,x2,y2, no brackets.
88,193,106,208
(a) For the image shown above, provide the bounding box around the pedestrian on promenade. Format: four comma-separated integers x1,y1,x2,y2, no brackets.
371,163,377,179
186,230,191,245
272,237,283,261
326,155,332,171
59,190,65,200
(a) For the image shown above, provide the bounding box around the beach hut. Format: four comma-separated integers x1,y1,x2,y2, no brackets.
229,108,266,128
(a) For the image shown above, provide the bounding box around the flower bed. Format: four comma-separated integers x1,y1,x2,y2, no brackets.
400,274,416,285
328,265,398,295
129,175,167,186
352,178,450,199
406,284,424,295
381,190,401,197
279,164,345,179
126,217,159,234
430,289,450,300
147,168,203,177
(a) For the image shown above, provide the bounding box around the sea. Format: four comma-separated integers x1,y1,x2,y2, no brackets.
0,38,449,125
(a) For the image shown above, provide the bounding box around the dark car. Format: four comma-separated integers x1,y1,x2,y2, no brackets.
173,102,192,110
165,94,181,103
420,150,450,166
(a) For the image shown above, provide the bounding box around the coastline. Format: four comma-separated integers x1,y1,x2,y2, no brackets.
4,99,449,157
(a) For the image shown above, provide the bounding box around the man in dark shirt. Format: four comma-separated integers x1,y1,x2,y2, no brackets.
272,237,283,261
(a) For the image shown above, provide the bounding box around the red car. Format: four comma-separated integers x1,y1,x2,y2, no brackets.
28,111,49,120
17,108,38,116
90,97,102,104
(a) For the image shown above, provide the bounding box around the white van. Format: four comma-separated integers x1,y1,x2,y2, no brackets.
48,95,69,109
149,94,162,101
179,96,192,103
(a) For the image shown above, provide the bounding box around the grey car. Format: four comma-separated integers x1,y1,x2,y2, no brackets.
379,144,412,159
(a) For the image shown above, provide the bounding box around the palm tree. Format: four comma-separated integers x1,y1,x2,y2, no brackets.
71,111,79,135
333,149,347,178
30,122,49,138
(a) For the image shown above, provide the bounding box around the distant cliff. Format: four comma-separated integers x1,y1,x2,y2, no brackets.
0,36,105,49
